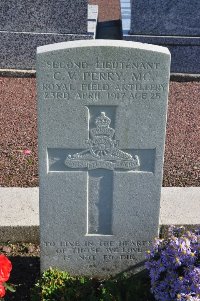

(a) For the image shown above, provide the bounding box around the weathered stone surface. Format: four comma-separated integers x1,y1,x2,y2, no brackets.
0,32,93,70
0,4,97,70
130,0,200,36
123,35,200,74
0,0,88,34
121,0,200,74
37,40,170,276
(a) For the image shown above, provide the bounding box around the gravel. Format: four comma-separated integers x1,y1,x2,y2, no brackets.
0,77,38,187
0,1,199,301
0,78,199,187
164,81,200,186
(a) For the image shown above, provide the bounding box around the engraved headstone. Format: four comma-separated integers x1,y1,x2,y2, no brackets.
37,40,170,276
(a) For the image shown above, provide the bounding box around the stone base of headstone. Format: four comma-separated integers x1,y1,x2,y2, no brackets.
0,5,98,70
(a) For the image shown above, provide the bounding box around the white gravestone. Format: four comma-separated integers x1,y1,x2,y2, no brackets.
37,40,170,276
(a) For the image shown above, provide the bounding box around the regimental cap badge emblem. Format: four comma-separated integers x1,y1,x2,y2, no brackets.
65,112,140,171
89,112,116,159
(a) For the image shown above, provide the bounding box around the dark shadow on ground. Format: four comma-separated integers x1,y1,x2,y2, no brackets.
5,256,40,301
5,256,155,301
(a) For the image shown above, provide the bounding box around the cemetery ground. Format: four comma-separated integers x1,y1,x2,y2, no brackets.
0,76,199,300
0,77,199,188
0,0,199,300
0,2,199,300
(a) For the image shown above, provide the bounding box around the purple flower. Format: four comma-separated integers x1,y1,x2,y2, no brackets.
146,226,200,301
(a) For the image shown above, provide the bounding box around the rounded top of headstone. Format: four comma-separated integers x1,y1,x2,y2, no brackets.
37,39,170,56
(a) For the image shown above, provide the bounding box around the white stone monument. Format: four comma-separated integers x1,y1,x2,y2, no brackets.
37,40,170,276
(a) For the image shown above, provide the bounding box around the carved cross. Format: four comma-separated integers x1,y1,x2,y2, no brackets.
48,107,155,235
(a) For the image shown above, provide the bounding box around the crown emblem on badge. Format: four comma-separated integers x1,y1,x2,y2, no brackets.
96,112,110,127
90,112,115,139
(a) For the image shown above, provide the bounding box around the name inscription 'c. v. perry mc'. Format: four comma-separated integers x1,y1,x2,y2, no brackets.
47,106,156,236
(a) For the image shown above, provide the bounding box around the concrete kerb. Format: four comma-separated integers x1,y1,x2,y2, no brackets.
0,187,199,243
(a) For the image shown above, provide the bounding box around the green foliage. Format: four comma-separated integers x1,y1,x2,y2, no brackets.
3,283,16,293
31,268,154,301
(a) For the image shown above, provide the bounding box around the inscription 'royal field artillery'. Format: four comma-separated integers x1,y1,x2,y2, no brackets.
37,40,171,276
65,112,140,171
